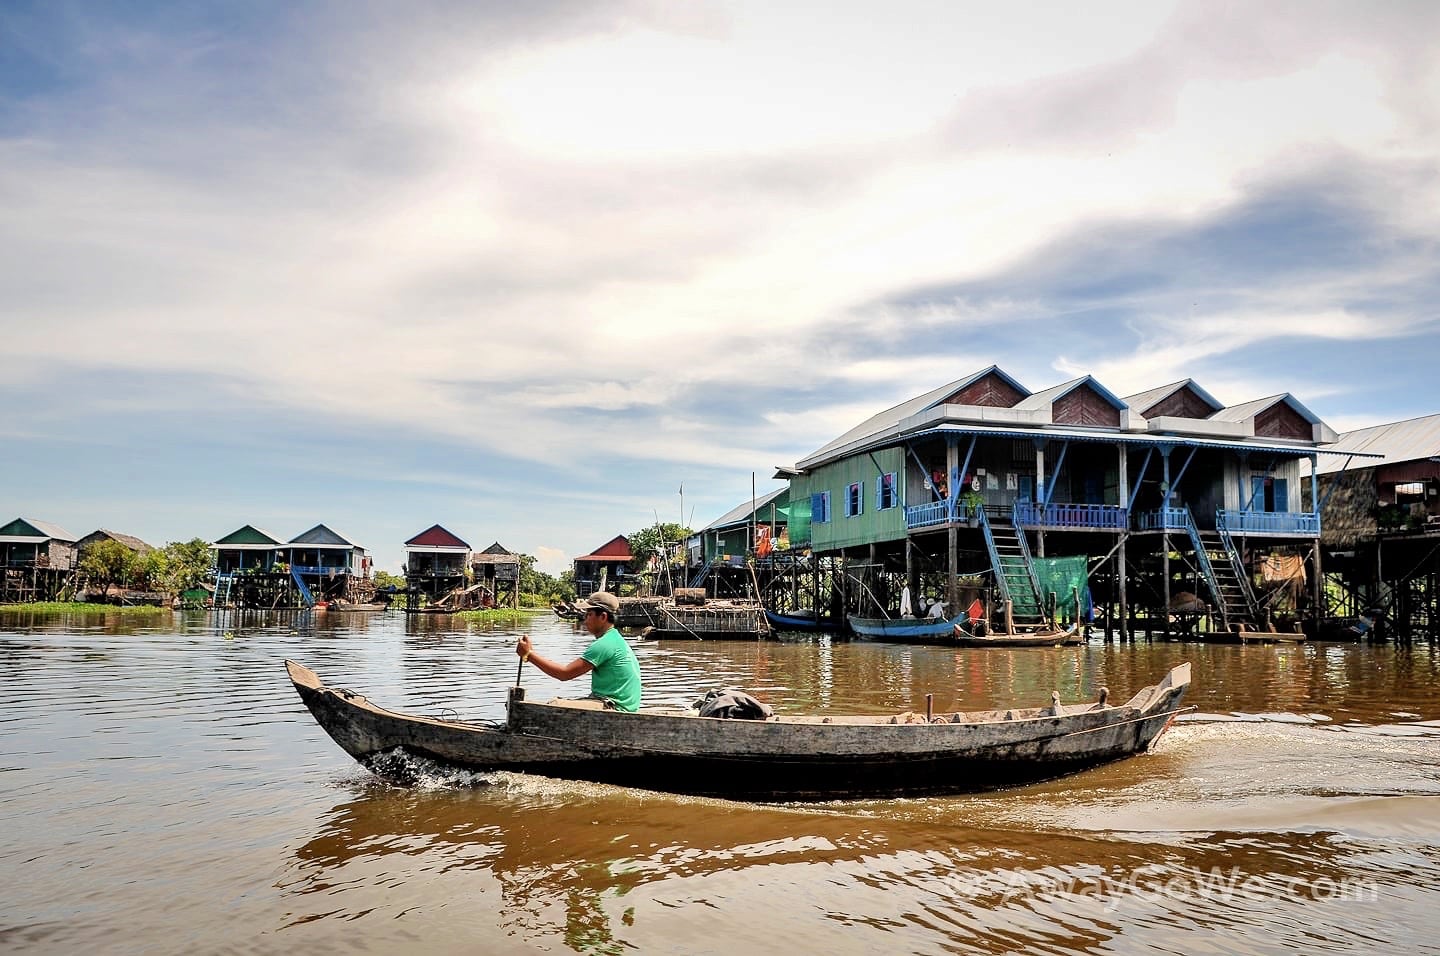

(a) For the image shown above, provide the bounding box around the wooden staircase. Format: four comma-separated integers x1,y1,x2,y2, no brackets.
982,507,1047,628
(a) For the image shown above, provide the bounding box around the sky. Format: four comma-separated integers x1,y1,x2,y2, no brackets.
3,0,1439,575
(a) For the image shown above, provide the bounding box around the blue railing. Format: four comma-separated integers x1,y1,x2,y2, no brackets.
290,564,353,576
977,506,1010,607
1014,501,1129,530
1135,507,1189,531
904,499,983,529
904,500,949,529
1216,510,1320,536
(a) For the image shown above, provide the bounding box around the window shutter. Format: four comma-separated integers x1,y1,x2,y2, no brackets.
1273,478,1288,513
811,492,825,523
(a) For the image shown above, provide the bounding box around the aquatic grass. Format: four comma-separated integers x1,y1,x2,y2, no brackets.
0,601,172,615
454,607,548,623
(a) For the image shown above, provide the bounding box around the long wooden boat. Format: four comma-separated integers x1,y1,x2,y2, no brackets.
949,621,1084,648
286,659,1191,801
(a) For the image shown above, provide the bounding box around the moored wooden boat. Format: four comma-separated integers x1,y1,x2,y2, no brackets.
286,659,1191,801
949,621,1084,647
847,612,971,643
764,609,833,633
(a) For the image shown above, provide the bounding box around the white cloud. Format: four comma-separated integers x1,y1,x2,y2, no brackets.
4,0,1440,561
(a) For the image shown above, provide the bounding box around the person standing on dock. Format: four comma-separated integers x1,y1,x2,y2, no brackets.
516,591,642,712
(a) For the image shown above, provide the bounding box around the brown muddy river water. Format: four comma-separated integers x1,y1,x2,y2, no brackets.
5,610,1440,954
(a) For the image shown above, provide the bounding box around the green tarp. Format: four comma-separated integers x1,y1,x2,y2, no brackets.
1029,554,1091,620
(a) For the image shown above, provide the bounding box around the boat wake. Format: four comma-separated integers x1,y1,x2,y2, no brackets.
364,748,498,790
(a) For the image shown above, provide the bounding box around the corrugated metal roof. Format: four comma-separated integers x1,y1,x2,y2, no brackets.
702,487,788,532
1315,413,1440,475
289,523,362,548
799,366,1026,464
793,369,1346,472
801,420,1371,474
405,524,470,549
27,519,77,541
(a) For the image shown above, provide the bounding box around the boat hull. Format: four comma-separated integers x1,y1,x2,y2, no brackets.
764,610,832,633
849,614,1081,647
287,660,1189,801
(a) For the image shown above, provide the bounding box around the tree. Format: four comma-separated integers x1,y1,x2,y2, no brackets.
159,538,213,595
373,570,406,591
518,554,573,603
626,523,693,570
79,540,139,597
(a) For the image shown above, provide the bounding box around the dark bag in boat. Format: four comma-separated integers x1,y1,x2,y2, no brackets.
693,689,774,720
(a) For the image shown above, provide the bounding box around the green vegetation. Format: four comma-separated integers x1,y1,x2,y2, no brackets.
74,537,213,598
626,523,692,569
455,607,546,623
518,554,573,603
0,602,171,615
372,570,406,591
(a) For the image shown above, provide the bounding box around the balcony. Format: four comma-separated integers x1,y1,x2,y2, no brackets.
1216,510,1320,536
904,501,983,530
291,564,354,576
1014,501,1128,530
1134,507,1190,531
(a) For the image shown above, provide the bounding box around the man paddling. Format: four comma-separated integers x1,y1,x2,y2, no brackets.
515,591,642,712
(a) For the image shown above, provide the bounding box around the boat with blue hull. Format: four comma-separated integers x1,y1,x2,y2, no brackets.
764,610,835,633
849,613,1082,647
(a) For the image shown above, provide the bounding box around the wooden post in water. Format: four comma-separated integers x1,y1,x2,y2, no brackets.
1117,446,1129,643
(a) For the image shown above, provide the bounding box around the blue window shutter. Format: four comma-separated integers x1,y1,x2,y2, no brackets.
811,492,825,523
1274,478,1288,513
876,478,883,511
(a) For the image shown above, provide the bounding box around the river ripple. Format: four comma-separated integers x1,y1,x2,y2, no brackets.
3,609,1440,954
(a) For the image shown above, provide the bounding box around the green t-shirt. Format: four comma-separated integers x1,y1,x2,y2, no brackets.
581,626,642,712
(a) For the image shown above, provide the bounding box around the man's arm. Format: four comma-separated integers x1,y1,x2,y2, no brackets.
517,634,595,682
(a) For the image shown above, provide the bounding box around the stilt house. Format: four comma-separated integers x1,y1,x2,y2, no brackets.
471,542,522,609
0,519,78,603
287,525,370,601
404,524,471,602
573,535,632,596
778,365,1357,636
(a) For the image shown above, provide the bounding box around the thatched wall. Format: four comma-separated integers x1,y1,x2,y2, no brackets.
1312,468,1378,547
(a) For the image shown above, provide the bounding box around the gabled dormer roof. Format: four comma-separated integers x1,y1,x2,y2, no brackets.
798,366,1029,467
0,518,78,542
1209,393,1315,423
1013,375,1126,412
213,525,284,547
1210,393,1336,444
405,524,470,550
289,524,361,548
1123,379,1224,419
479,541,514,555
